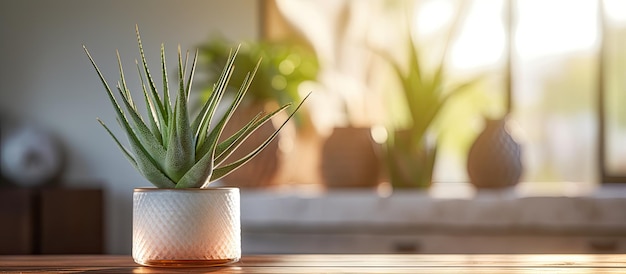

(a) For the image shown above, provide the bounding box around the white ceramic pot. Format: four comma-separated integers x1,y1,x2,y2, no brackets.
132,188,241,267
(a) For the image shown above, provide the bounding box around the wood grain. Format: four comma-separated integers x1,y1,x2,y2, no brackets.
0,254,625,273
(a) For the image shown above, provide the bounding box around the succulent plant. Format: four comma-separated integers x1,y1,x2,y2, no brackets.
379,5,481,188
83,26,306,188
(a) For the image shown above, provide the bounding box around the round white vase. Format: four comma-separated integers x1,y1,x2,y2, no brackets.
132,188,241,267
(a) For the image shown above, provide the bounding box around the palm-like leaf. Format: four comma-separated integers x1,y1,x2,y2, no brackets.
84,26,306,188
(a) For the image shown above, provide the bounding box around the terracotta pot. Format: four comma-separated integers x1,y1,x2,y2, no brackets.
467,118,522,188
321,127,381,188
132,188,240,267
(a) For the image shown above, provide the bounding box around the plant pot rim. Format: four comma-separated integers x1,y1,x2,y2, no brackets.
134,187,239,193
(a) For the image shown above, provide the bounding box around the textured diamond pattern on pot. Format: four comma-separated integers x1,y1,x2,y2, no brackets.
133,189,241,261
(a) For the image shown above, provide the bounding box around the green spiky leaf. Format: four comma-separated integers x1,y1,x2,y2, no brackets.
85,28,306,188
210,93,310,182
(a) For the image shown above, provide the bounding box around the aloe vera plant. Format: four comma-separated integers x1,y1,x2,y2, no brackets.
83,27,306,188
380,5,480,188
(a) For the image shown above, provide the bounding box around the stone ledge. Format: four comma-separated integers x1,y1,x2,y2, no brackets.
240,183,626,234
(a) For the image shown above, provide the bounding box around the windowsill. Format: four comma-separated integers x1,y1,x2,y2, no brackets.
240,182,626,235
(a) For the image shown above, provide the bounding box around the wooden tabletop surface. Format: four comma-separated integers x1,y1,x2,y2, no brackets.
1,254,625,273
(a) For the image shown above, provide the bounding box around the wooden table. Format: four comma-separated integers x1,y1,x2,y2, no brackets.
1,254,625,273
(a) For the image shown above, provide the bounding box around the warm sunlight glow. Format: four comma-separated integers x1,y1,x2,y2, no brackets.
413,0,455,36
451,0,506,70
376,181,393,198
516,0,598,59
605,0,626,23
370,125,388,144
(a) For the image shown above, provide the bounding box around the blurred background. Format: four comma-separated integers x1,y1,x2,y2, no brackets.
0,0,624,255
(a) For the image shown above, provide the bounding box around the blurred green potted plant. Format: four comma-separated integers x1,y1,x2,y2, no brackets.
196,36,319,187
379,8,481,189
84,27,305,266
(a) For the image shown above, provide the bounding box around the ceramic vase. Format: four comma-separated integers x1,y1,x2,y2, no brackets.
321,127,381,188
132,188,240,267
467,118,522,188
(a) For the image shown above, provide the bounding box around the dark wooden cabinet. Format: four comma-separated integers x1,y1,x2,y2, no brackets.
0,188,34,254
0,188,103,254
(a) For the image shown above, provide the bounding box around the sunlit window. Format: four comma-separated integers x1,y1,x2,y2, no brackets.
270,0,624,186
513,0,599,184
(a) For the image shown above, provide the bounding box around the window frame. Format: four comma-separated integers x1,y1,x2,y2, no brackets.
598,0,626,184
